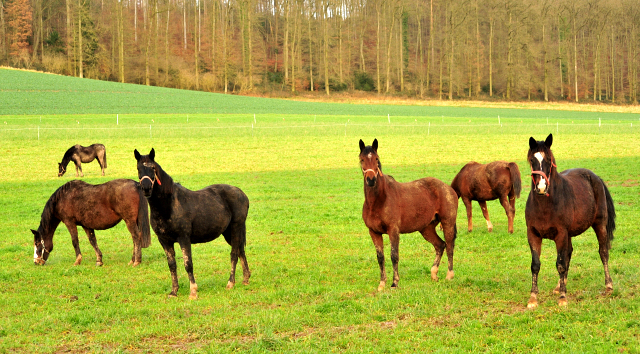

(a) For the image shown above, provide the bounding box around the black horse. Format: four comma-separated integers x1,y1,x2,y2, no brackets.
525,134,616,308
58,144,107,177
31,179,151,266
134,148,251,299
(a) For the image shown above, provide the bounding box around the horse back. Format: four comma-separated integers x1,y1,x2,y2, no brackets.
171,184,249,243
56,179,138,230
452,161,514,201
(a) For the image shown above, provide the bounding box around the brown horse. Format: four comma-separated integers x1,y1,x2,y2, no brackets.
58,144,107,177
525,134,616,308
451,161,522,233
31,179,151,266
359,139,458,291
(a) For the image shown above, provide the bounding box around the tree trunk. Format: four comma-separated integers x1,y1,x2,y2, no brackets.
489,17,493,97
543,23,548,101
165,5,169,84
385,10,395,93
323,0,329,95
506,11,511,100
376,2,380,94
194,0,198,90
573,17,578,102
611,26,615,102
183,0,187,49
117,0,124,82
66,0,72,75
284,0,289,84
78,0,82,78
558,18,563,99
308,2,313,91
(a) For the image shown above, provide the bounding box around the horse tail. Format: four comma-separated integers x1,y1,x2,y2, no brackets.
137,187,151,248
102,149,107,168
602,179,616,250
507,162,522,198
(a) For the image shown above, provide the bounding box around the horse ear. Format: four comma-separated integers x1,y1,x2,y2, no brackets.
134,149,141,161
359,139,365,153
31,229,39,236
149,148,155,161
544,134,553,148
528,137,537,150
372,139,378,152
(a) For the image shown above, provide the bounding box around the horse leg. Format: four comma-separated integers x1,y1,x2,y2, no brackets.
478,200,493,232
527,227,542,309
97,154,105,176
160,241,179,298
388,228,401,288
421,224,446,281
64,223,83,265
594,224,613,292
74,158,83,177
369,229,386,291
82,227,103,266
124,220,142,266
462,197,473,232
223,222,251,288
499,194,515,234
177,238,198,300
508,192,516,234
554,240,573,294
554,230,571,306
441,221,456,280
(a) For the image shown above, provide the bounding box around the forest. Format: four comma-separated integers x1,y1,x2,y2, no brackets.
1,0,638,102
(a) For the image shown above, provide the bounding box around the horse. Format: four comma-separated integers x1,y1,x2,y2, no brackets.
451,161,522,234
359,139,458,291
134,148,251,299
31,179,151,267
58,144,107,177
525,134,616,308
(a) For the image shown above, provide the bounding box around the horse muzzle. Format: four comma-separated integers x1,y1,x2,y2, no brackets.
366,176,377,187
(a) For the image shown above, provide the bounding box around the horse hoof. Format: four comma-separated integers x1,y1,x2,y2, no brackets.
167,294,177,298
467,228,473,233
558,298,568,307
377,281,386,292
242,280,250,286
226,281,235,289
487,227,493,233
96,261,103,267
189,293,198,300
527,301,538,309
131,262,140,267
445,270,454,280
430,266,439,281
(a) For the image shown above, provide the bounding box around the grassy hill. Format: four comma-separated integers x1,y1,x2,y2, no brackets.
2,68,638,121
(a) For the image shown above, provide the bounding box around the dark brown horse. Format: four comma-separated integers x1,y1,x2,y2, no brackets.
451,161,522,233
359,139,458,291
58,144,107,177
134,148,250,299
31,179,151,266
525,134,616,308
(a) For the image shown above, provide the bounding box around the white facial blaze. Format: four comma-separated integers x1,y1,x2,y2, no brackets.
533,152,547,193
33,245,38,261
367,153,372,160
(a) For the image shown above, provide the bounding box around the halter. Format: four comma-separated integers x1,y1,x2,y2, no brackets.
362,167,382,177
530,161,557,197
140,172,162,186
36,239,49,263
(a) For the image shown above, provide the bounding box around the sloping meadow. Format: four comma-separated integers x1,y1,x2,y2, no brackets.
1,69,639,352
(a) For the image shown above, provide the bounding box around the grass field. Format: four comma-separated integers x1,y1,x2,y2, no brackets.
1,69,640,352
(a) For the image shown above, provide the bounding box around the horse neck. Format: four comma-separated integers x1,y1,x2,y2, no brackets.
60,155,71,167
364,174,389,205
150,164,175,200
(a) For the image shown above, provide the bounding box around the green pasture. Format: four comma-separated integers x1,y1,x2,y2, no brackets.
1,70,640,352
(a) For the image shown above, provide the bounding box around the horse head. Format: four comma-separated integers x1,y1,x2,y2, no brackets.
31,229,52,265
134,148,161,198
528,134,557,196
57,163,66,177
359,139,382,187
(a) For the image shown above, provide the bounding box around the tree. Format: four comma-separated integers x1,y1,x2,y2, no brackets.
6,0,32,65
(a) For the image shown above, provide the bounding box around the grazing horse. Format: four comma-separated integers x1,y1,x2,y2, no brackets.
31,179,151,266
525,134,616,308
359,139,458,291
134,148,250,299
451,161,522,233
58,144,107,177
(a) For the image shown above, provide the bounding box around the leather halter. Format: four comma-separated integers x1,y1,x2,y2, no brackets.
530,161,557,197
362,167,382,178
140,172,161,186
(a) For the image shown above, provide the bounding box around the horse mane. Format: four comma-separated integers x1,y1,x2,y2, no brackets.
153,162,175,195
39,181,78,235
61,145,77,163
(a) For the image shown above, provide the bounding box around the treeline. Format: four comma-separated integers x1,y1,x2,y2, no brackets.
1,0,638,102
